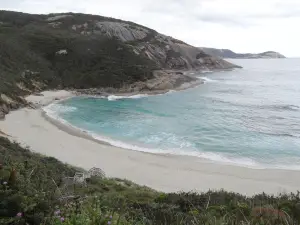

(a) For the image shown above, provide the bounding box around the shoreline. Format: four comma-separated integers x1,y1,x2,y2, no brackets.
75,77,204,97
42,106,295,171
1,90,300,196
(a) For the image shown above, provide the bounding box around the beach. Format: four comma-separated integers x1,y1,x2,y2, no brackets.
1,90,300,196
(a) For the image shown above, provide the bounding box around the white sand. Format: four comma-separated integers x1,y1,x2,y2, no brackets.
1,90,300,196
26,90,74,107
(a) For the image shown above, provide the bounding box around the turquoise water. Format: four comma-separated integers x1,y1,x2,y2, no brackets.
45,59,300,169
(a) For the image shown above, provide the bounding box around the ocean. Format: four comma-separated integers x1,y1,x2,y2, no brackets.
44,59,300,170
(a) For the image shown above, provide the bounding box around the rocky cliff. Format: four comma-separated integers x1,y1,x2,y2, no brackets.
47,13,239,70
200,47,286,59
0,11,240,119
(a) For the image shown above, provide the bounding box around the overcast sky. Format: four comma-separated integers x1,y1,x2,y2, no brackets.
1,0,299,57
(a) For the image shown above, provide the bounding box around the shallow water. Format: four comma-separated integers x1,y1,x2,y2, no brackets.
45,59,300,169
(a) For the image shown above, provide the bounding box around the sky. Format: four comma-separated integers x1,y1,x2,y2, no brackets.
1,0,299,57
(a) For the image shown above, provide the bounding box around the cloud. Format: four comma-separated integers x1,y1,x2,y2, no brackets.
142,0,300,26
0,0,299,56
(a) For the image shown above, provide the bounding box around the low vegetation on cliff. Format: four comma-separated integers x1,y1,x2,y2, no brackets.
1,136,300,225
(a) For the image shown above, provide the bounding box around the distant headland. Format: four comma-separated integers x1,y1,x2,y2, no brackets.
199,47,286,59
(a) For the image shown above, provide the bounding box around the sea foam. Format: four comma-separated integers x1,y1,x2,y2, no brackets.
201,77,218,83
44,104,77,116
43,103,78,127
43,101,300,171
107,94,149,101
107,90,176,101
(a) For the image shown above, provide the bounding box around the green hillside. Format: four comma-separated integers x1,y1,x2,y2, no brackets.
1,136,300,225
0,11,157,112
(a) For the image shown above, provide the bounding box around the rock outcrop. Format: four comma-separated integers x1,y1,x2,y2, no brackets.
0,94,26,119
77,70,203,96
0,111,4,120
43,13,240,71
94,21,149,42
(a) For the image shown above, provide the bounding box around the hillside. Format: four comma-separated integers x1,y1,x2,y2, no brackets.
1,136,300,225
0,10,239,119
200,47,286,59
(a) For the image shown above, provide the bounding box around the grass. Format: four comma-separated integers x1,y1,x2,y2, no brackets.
1,136,300,224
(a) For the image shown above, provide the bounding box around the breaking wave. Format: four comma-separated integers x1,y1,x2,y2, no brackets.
107,94,149,101
201,77,218,83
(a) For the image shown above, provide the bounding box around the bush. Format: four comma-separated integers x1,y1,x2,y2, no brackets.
1,137,300,224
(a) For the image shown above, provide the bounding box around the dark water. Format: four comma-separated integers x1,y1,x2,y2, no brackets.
45,59,300,169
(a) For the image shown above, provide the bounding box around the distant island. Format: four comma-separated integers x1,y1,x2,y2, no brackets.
199,47,286,59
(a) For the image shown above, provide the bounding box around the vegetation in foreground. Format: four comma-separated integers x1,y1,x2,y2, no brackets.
1,136,300,225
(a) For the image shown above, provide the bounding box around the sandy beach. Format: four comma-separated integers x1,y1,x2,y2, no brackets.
1,90,300,196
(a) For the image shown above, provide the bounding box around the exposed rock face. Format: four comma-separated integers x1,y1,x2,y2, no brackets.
0,110,4,120
47,14,73,22
95,22,149,42
56,49,68,55
77,70,203,96
1,104,9,114
0,95,25,119
200,47,286,59
43,14,240,71
0,104,8,120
